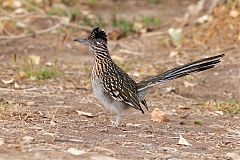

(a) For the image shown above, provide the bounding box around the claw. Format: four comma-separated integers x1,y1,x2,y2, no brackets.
113,113,121,127
110,120,120,127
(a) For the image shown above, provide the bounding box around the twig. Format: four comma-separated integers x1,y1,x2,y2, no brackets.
54,138,83,143
0,23,61,40
94,147,116,156
21,0,45,14
31,15,92,31
141,31,167,38
118,49,144,55
49,108,58,129
0,16,92,40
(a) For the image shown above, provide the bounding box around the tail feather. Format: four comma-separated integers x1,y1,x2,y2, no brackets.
163,61,218,81
165,55,223,78
137,54,224,92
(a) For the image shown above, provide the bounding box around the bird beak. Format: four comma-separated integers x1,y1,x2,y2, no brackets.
73,38,89,46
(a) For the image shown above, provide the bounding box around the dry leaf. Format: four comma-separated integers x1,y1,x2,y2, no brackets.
133,22,147,33
14,82,24,89
90,155,119,160
108,29,123,40
0,138,4,146
169,51,179,58
168,28,183,47
151,108,170,123
45,62,53,66
178,134,192,146
227,152,240,160
164,87,176,93
183,81,197,87
50,120,56,126
60,17,70,25
94,146,116,156
229,10,239,18
30,76,37,81
214,111,224,115
197,14,212,24
3,0,22,9
138,130,154,138
22,136,35,144
18,71,27,78
34,0,43,4
16,20,27,28
76,110,94,118
24,101,35,106
14,82,20,89
1,78,14,84
67,148,86,156
13,8,28,15
126,123,142,127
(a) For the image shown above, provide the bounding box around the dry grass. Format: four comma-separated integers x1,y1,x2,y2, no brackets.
202,99,240,114
12,54,64,81
0,99,28,119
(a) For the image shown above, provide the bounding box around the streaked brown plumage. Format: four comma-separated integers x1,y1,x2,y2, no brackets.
74,27,224,126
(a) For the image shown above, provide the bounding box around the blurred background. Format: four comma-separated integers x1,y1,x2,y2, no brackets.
0,0,239,43
0,0,238,98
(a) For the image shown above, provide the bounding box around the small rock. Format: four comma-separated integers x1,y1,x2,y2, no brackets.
22,136,35,144
164,87,176,93
183,81,196,87
169,51,179,58
229,10,239,18
197,14,212,24
67,148,86,156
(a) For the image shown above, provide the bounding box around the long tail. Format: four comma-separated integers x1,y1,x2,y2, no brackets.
137,54,225,92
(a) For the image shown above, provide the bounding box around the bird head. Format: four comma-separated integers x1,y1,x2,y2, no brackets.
74,27,109,58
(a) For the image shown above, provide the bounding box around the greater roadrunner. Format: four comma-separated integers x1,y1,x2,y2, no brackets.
74,27,224,126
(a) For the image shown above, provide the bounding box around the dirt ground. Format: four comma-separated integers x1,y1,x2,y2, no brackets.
0,1,240,160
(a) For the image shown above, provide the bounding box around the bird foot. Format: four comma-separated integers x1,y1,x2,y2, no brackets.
109,120,121,127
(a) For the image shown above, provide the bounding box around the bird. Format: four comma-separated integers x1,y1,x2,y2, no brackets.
74,27,224,127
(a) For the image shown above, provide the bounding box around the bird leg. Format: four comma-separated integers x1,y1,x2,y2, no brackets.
114,113,122,127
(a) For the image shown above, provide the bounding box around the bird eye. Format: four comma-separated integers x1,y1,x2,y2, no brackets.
96,40,101,45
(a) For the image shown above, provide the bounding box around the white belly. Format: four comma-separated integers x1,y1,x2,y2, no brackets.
92,78,125,114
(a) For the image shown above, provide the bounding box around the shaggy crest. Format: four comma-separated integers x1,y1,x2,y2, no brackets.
90,27,107,42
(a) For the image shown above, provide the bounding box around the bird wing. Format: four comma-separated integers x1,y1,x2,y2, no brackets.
102,64,145,114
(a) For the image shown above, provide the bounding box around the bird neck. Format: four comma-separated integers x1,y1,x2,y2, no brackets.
93,52,114,77
93,51,111,60
94,54,113,67
90,43,111,60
